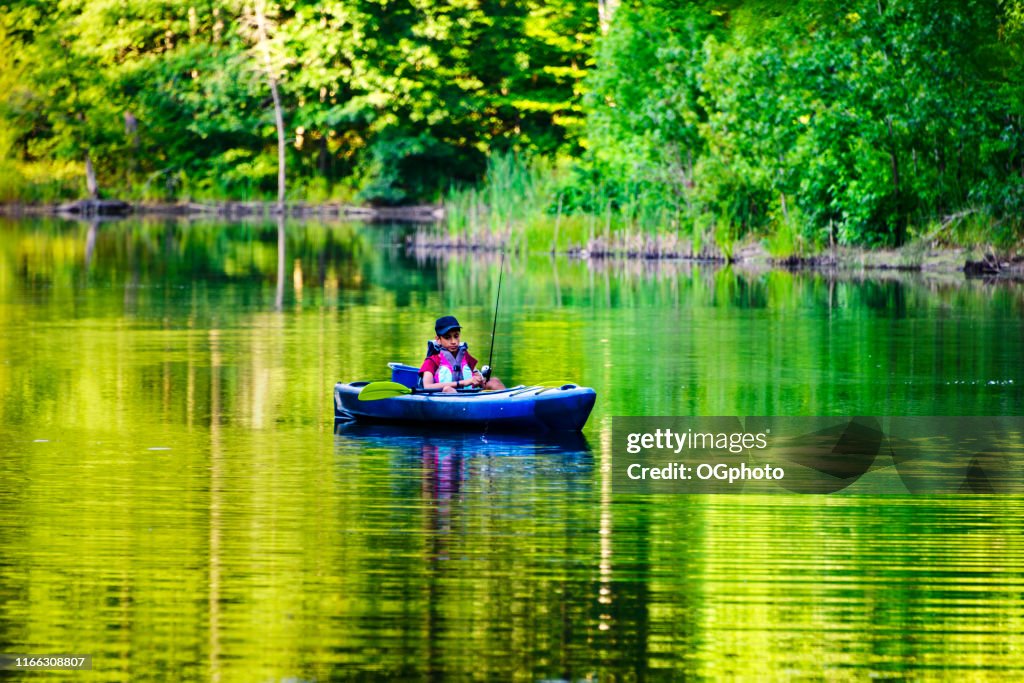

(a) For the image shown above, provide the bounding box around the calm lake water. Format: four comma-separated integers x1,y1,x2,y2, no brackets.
1,216,1023,681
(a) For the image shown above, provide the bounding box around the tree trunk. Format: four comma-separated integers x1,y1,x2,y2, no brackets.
318,135,329,177
598,0,620,35
125,110,141,185
85,153,99,199
886,116,904,245
254,0,286,212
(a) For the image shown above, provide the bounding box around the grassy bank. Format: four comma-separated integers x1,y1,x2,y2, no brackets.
437,153,1024,265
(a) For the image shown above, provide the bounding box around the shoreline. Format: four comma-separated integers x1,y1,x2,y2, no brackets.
3,199,1021,278
408,232,1024,279
0,199,444,222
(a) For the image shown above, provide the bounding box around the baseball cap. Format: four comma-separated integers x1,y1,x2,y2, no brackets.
435,315,461,336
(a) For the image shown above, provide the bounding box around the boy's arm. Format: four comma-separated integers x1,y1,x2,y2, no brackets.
467,352,485,384
419,358,440,389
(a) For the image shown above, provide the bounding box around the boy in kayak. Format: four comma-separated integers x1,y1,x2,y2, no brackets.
420,315,505,393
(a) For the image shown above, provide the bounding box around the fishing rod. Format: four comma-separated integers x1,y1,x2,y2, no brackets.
481,247,504,382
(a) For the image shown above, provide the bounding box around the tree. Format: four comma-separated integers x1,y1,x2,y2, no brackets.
250,0,287,209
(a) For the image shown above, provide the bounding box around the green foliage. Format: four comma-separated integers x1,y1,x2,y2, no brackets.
581,2,727,227
764,201,810,261
578,0,1024,248
0,0,594,204
713,208,739,262
1,0,1022,257
445,151,561,249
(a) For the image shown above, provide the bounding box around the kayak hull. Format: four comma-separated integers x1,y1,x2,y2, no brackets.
334,382,596,432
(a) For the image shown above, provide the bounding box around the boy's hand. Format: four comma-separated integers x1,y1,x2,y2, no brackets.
442,385,457,394
470,373,485,387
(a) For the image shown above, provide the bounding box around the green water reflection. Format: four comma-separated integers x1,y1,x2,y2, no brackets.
1,217,1022,681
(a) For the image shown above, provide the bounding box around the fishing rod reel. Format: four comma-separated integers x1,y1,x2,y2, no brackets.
480,365,492,381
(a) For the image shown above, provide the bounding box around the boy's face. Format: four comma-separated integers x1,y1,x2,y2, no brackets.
437,328,461,353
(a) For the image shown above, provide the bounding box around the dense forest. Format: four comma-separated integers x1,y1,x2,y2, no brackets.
1,0,1023,248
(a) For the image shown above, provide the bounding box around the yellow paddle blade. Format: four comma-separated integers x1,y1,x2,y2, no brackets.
358,381,413,401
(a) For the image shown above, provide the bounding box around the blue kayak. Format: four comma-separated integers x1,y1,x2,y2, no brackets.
333,382,597,432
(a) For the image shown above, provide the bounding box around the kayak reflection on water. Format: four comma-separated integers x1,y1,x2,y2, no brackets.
334,423,592,496
334,423,594,560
